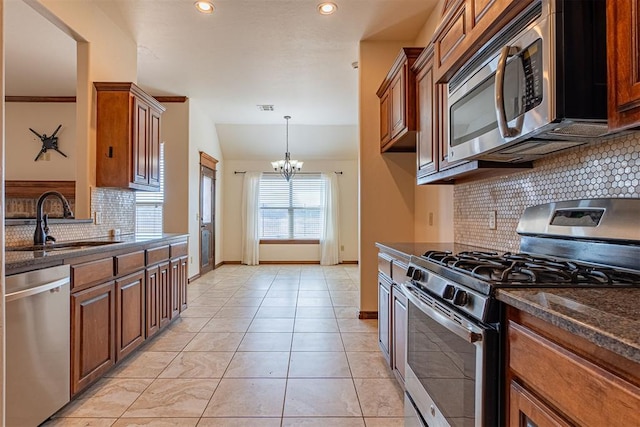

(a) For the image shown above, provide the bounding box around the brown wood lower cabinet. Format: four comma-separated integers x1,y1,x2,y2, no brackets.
145,264,161,339
507,308,640,426
115,271,146,361
179,256,188,312
71,281,116,396
170,259,181,319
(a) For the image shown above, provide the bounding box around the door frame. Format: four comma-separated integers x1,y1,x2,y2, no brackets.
199,151,218,275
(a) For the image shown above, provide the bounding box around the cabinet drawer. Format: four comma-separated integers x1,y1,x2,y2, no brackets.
391,260,408,284
509,321,640,426
147,245,170,265
115,250,145,276
378,253,393,279
170,241,188,258
71,258,114,291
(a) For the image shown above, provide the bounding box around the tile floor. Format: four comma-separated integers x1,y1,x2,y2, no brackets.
46,264,405,426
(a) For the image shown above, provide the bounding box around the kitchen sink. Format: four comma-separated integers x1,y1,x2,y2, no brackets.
6,241,121,252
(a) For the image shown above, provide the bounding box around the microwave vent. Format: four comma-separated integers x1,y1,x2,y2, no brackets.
547,122,608,138
498,140,584,156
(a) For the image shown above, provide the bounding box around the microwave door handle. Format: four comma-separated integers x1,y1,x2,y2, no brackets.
495,46,522,138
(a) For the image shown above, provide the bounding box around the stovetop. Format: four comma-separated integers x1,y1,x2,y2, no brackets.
421,250,640,287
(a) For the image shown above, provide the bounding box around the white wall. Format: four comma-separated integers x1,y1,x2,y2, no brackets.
5,103,76,181
223,159,358,263
188,98,224,279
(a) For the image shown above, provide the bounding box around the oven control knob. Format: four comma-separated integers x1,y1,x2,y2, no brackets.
453,289,468,306
411,268,423,281
443,284,456,300
406,266,415,278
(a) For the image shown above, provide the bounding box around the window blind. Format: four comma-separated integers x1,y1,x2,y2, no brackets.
135,143,164,238
259,173,323,239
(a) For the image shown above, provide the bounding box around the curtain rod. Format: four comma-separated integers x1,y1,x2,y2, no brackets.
234,171,343,175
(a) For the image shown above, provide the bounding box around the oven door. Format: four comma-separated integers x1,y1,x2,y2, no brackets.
402,282,499,427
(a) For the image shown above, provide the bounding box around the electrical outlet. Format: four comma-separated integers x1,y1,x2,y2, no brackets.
488,210,497,230
94,211,102,225
428,212,434,226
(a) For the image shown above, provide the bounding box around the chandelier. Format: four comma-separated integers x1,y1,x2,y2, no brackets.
271,115,303,181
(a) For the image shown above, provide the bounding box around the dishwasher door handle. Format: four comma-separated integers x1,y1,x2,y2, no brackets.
5,277,70,302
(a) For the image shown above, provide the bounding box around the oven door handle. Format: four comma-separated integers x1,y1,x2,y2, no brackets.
402,283,483,344
495,45,525,138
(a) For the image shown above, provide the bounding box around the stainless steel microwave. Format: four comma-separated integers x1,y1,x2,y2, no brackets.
447,0,607,163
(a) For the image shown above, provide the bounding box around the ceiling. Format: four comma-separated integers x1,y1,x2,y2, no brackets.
5,0,439,161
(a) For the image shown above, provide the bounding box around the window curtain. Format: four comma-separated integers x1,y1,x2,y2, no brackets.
241,172,262,265
320,172,340,265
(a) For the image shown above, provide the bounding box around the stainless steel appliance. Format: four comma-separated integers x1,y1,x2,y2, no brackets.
402,198,640,426
447,0,607,163
6,265,71,427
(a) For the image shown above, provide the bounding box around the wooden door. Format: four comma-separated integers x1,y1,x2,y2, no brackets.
71,281,116,396
148,107,162,188
380,90,391,147
378,276,391,363
170,259,181,319
145,265,160,338
390,71,405,138
158,261,171,328
133,96,150,186
199,153,217,275
416,47,438,180
116,271,145,361
392,286,407,383
179,256,189,312
509,381,571,427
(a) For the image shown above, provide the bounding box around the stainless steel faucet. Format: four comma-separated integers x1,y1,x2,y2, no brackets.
34,191,74,245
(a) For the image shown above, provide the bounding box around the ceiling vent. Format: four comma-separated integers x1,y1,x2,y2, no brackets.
257,104,275,111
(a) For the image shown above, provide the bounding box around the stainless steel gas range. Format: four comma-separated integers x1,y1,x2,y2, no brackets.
402,199,640,427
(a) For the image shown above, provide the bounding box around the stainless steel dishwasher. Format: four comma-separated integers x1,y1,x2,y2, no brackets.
5,265,71,427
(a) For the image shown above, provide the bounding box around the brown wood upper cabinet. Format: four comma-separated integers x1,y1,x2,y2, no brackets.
433,0,533,83
95,82,166,191
607,0,640,132
377,48,424,152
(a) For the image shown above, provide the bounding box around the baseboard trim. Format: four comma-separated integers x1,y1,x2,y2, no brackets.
188,273,200,284
358,311,378,319
222,261,242,265
215,261,225,269
340,260,359,265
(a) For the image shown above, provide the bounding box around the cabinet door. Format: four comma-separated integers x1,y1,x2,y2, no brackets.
149,107,162,188
390,71,406,138
510,381,571,427
133,96,150,186
170,259,181,319
392,286,407,383
158,261,171,328
607,0,640,131
146,265,160,338
378,276,391,364
380,90,391,147
116,271,145,361
71,281,116,396
179,256,189,312
416,56,438,178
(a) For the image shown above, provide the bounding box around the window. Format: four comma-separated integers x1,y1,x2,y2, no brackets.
259,173,323,240
135,143,164,237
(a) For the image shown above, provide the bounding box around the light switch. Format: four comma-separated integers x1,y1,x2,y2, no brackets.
488,211,496,230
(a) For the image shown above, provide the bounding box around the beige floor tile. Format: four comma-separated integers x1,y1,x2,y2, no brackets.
224,297,264,307
292,333,344,351
282,418,365,427
237,332,293,351
294,318,339,333
142,331,196,352
296,307,336,318
248,317,295,332
288,352,351,378
105,351,178,378
189,296,229,307
265,289,298,298
283,378,361,417
112,418,199,427
334,307,360,318
354,378,404,417
255,306,297,318
364,417,405,427
338,319,378,333
242,282,272,290
123,379,218,418
297,297,333,307
346,352,394,378
341,333,380,352
198,418,281,427
201,317,252,333
203,378,286,417
159,351,234,378
179,306,220,318
200,290,233,298
43,419,116,426
260,297,298,307
55,378,153,418
224,351,290,378
233,288,268,298
183,332,244,352
213,306,260,318
269,282,299,290
167,317,210,333
298,290,331,298
298,282,329,291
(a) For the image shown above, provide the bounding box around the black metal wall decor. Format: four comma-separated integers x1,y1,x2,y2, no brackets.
30,124,68,161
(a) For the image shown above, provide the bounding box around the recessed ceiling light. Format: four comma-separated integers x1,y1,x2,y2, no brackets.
317,2,338,15
194,1,214,14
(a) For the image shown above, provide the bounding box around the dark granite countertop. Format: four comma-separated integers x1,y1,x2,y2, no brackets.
498,288,640,365
5,233,189,275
